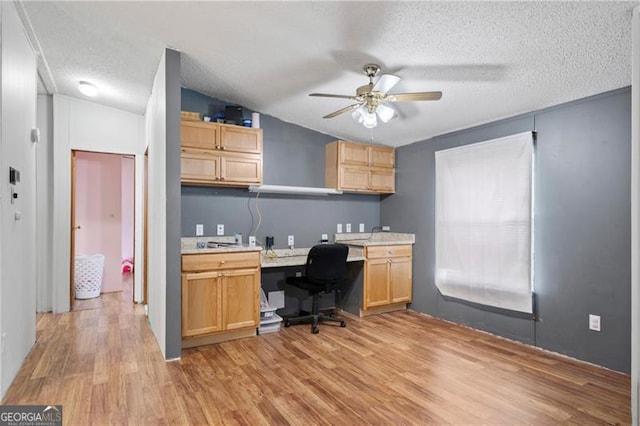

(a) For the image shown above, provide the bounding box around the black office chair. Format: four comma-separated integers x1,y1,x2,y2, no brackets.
284,243,349,334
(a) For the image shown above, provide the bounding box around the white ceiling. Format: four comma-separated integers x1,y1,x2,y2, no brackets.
21,1,638,147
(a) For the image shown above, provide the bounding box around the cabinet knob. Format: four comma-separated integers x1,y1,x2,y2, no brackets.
220,146,226,150
218,273,223,277
220,176,226,181
220,260,226,264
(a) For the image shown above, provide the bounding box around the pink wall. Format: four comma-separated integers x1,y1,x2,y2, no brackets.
121,156,134,261
75,151,122,293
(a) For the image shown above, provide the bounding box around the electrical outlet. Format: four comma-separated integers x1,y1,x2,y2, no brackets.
248,236,256,247
295,271,302,277
217,224,224,236
288,235,295,247
589,314,601,332
359,223,365,233
321,234,328,242
196,224,204,236
346,223,352,233
382,225,391,231
337,224,343,233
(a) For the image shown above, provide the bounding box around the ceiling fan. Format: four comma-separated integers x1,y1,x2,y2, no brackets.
309,63,442,128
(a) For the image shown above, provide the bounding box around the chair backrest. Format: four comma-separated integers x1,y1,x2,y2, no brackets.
305,244,349,291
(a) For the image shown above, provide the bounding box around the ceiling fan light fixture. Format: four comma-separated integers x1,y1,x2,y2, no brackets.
78,81,98,97
376,103,396,123
352,106,377,128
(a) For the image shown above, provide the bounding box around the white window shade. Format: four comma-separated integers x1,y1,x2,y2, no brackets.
435,132,534,313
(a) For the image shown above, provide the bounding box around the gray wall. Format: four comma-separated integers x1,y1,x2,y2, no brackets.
181,89,380,249
165,49,182,360
381,87,631,373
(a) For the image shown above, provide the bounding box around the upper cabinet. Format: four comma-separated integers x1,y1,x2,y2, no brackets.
325,140,395,194
181,120,263,186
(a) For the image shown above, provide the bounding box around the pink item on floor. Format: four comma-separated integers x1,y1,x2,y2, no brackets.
122,257,134,274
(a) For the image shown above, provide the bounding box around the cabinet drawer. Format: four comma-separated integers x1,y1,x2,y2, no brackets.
366,245,412,259
182,252,260,272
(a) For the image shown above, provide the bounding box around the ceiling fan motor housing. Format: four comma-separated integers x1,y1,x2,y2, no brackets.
363,63,381,81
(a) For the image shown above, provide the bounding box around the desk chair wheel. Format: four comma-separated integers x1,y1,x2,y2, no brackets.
284,319,291,327
340,320,346,327
312,325,319,334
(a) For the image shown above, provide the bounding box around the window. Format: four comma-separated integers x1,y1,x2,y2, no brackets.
435,132,534,313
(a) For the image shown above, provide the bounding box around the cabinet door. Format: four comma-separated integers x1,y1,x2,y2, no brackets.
181,150,220,183
369,146,395,168
390,256,412,303
364,258,391,309
220,125,262,154
181,121,218,150
182,272,223,337
223,268,260,330
369,168,395,193
340,142,369,166
221,155,262,185
340,166,369,191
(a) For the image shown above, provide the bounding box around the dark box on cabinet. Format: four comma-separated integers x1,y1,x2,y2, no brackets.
224,105,248,125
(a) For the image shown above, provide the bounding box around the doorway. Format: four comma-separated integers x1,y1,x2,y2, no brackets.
71,150,135,311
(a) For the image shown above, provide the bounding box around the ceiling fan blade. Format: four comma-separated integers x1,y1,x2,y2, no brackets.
372,74,400,93
309,93,358,100
386,91,443,102
323,103,361,119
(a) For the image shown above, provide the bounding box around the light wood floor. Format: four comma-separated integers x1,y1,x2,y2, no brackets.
3,287,631,425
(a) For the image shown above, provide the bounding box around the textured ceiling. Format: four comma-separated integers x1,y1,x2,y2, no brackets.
22,1,638,147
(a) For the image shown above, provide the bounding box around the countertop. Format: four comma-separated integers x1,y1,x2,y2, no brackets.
181,236,262,255
181,233,412,267
334,232,415,246
261,247,364,268
181,237,364,268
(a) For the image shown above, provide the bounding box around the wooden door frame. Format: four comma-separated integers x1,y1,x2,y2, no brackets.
143,149,148,305
69,150,77,309
70,150,138,308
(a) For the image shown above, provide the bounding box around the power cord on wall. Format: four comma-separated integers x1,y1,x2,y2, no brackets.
246,190,278,258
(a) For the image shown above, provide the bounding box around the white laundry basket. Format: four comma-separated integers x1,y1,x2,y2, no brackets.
74,254,105,299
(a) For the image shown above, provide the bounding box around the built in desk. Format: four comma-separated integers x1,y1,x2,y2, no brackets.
182,232,415,338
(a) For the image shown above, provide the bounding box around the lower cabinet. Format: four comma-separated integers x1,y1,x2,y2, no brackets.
182,271,223,336
363,245,412,315
181,251,260,346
